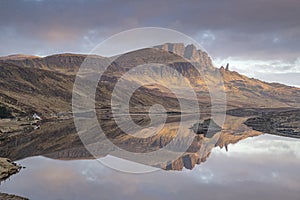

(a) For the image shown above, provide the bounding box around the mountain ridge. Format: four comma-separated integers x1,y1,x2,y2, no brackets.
0,43,299,118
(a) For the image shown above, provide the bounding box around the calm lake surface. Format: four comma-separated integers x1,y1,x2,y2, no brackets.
1,134,299,200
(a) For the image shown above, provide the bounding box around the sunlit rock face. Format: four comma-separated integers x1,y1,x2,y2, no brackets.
155,43,186,57
154,43,214,68
0,157,21,180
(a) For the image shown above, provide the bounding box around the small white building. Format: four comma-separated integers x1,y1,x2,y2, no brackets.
33,113,42,120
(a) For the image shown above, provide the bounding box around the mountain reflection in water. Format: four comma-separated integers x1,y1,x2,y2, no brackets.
1,134,300,200
0,114,261,170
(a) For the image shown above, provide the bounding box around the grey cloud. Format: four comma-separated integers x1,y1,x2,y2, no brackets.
252,72,300,87
0,0,300,61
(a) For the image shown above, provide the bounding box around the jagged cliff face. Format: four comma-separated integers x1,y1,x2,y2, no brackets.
154,43,213,68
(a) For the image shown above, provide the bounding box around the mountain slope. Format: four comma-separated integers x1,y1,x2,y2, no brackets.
0,44,299,118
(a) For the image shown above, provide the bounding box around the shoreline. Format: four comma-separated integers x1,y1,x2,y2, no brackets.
0,158,22,181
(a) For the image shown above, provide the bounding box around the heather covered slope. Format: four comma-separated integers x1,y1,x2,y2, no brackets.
0,43,299,118
0,62,74,115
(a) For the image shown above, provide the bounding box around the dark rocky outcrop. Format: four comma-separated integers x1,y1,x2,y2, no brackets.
0,193,29,200
225,63,229,71
244,109,300,138
0,105,13,119
190,119,222,137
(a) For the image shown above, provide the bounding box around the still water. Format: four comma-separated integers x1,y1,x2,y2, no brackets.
1,134,299,200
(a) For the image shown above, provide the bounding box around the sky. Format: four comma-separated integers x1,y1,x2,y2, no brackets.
0,0,299,86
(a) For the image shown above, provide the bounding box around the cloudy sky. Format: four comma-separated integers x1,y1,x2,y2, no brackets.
1,0,299,86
